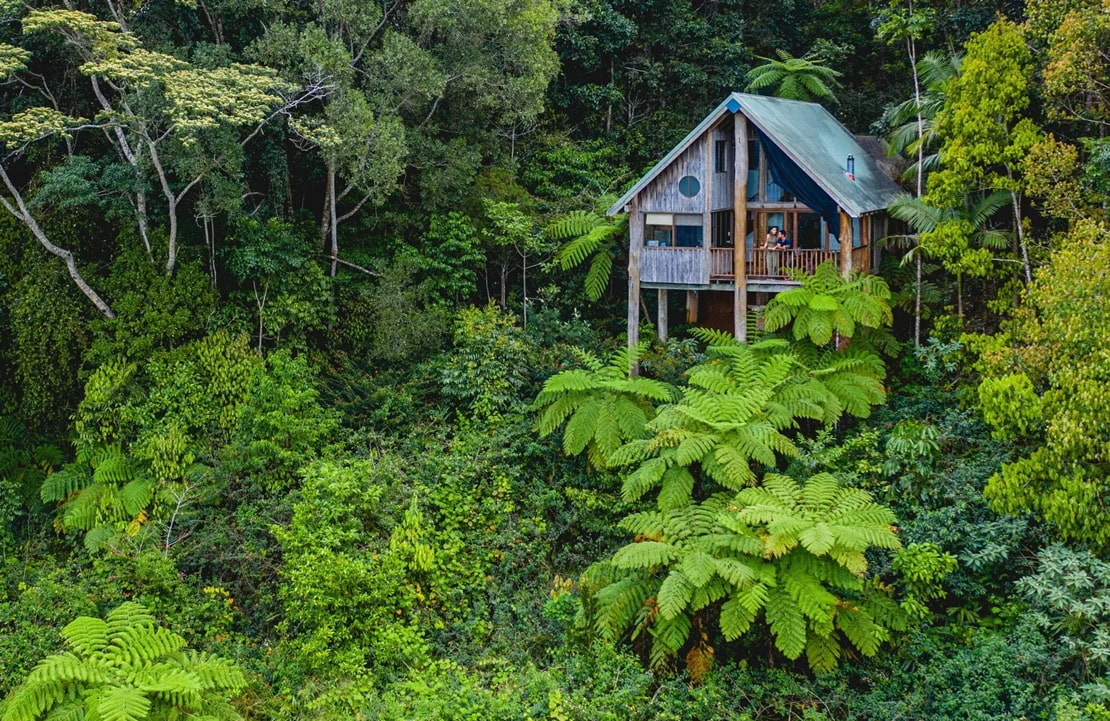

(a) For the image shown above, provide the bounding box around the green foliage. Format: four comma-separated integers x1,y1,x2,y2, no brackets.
888,190,1011,280
1018,545,1110,681
533,343,673,468
228,350,340,491
611,337,886,505
39,444,155,553
410,213,486,302
85,247,217,367
332,252,454,365
927,19,1040,207
0,418,60,552
0,601,246,721
892,542,958,619
440,306,532,421
9,263,90,434
225,217,333,351
745,50,842,104
856,616,1055,721
547,202,628,302
977,222,1110,546
274,458,428,684
75,330,259,450
763,261,893,348
584,472,903,673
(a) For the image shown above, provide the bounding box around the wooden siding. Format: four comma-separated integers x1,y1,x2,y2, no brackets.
642,247,708,284
852,245,870,274
639,141,708,214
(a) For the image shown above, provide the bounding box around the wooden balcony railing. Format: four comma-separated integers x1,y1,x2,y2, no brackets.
708,247,848,280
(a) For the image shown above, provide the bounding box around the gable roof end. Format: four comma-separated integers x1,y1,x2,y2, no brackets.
607,93,904,218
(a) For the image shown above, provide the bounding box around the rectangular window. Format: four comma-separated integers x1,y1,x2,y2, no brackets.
645,225,673,247
714,140,729,173
674,214,703,247
711,210,733,247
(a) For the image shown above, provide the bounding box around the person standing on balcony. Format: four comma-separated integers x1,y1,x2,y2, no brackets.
763,225,780,275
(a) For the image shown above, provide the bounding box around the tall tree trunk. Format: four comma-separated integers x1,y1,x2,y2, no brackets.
500,261,508,309
1011,188,1032,286
91,77,154,261
914,251,922,346
147,141,180,275
328,163,338,277
957,272,964,319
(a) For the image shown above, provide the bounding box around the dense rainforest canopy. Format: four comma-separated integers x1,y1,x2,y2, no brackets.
2,0,1110,719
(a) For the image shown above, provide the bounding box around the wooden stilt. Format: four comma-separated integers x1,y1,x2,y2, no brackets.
628,197,642,375
657,289,668,341
733,112,749,341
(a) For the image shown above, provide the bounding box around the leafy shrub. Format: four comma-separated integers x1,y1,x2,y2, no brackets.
440,305,531,421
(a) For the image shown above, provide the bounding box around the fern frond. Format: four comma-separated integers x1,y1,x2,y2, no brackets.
781,563,838,623
765,588,806,659
40,466,89,503
584,249,613,301
713,557,759,588
83,525,118,554
91,685,151,721
592,572,653,642
805,631,841,673
119,478,153,516
611,541,679,569
649,613,692,668
656,466,695,510
62,617,109,657
185,652,247,691
836,605,884,657
621,458,669,504
547,210,605,242
656,571,693,620
3,676,68,721
679,551,717,589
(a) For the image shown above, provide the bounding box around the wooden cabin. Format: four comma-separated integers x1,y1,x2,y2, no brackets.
608,93,904,344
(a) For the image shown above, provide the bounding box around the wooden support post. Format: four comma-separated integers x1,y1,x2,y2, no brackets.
703,131,713,284
686,290,698,324
839,210,852,279
733,112,749,341
860,213,871,273
627,197,642,374
657,289,668,341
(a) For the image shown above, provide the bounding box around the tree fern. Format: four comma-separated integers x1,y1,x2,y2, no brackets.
40,443,163,552
533,343,673,468
547,201,629,301
586,471,904,673
765,261,893,349
2,602,246,721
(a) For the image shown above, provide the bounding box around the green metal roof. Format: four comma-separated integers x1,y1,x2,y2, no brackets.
607,92,904,217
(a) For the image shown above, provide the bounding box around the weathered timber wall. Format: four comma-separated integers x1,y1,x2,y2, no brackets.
641,247,708,284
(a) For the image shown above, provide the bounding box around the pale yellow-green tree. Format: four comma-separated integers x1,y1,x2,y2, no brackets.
0,8,306,314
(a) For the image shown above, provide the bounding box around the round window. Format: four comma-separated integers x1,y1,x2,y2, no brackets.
678,175,700,197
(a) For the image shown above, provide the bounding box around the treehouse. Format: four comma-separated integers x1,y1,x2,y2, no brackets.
608,93,904,343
